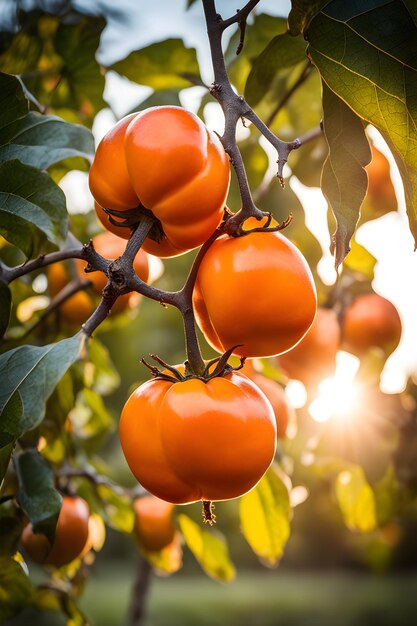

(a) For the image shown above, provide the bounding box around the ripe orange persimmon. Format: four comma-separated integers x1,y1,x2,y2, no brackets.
89,106,230,257
75,231,149,313
21,496,90,568
48,262,94,325
133,495,176,552
193,219,317,358
240,361,294,439
342,292,402,356
277,308,341,388
119,371,276,504
362,146,397,219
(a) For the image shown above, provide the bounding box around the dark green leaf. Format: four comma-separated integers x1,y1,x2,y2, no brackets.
0,113,94,169
321,84,371,269
240,464,290,566
0,557,33,623
288,0,330,35
307,0,417,249
14,449,62,543
245,33,307,106
0,502,24,558
178,514,235,582
0,282,12,338
186,0,198,7
0,160,67,258
110,39,201,90
0,333,83,445
0,72,28,129
51,16,106,124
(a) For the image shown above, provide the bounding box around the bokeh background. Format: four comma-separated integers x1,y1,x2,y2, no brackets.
2,1,417,625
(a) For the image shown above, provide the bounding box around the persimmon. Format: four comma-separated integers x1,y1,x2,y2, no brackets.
119,370,276,505
193,218,317,358
89,106,230,257
342,292,401,356
48,262,94,325
75,231,149,313
133,495,176,552
362,146,397,220
277,308,341,388
240,361,295,439
21,496,90,568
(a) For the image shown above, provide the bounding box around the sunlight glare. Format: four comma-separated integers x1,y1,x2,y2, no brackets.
309,351,360,423
285,380,308,409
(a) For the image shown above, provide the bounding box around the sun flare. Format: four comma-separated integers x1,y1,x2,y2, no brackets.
309,352,361,423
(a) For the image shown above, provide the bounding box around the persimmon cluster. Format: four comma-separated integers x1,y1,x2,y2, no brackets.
84,105,319,521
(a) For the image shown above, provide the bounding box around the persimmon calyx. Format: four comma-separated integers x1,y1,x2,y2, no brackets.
103,205,165,244
140,347,246,384
221,210,293,238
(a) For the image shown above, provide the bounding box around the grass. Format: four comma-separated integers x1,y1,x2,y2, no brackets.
79,566,417,626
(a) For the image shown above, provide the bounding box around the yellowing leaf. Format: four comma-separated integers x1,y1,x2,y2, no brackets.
335,467,377,533
178,514,235,582
141,532,183,576
240,464,291,567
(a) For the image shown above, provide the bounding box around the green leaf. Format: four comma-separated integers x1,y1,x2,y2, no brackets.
257,176,323,275
0,333,83,445
0,556,33,623
0,112,94,169
68,389,114,443
240,464,290,567
0,502,24,558
227,15,288,94
0,160,68,258
126,89,182,117
178,514,235,582
96,484,134,533
307,0,417,249
110,39,201,90
0,282,12,339
321,84,372,270
374,466,405,526
84,338,120,396
0,72,28,129
335,466,377,533
288,0,331,35
14,449,62,543
51,16,106,124
245,33,307,106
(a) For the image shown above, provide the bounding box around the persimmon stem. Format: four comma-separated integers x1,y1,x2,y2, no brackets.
202,500,216,525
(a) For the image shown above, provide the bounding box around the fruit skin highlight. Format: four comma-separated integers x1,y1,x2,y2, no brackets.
89,106,230,258
193,221,317,358
119,370,276,505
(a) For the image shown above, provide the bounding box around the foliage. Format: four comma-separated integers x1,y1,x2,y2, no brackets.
0,1,417,624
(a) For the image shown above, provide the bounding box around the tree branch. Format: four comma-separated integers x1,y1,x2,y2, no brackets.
202,0,323,236
221,0,261,30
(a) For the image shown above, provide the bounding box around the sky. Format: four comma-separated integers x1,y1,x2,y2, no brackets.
59,0,417,392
